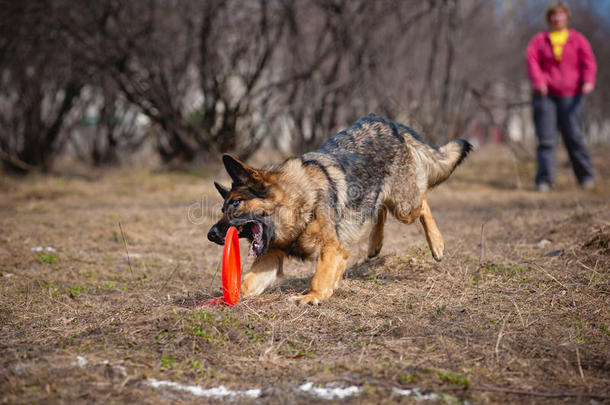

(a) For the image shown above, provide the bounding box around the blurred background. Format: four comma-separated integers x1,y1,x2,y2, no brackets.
1,0,608,173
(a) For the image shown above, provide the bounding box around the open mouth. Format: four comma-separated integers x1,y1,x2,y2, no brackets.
235,221,266,257
208,216,274,257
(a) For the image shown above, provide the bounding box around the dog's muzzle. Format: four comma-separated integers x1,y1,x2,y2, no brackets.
207,224,226,245
207,216,275,258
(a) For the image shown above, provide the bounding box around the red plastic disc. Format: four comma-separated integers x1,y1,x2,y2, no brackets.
202,297,228,306
221,226,241,305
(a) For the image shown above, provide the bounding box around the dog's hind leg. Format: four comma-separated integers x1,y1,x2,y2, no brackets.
291,241,348,305
419,195,444,261
387,193,443,261
241,250,285,297
368,205,387,258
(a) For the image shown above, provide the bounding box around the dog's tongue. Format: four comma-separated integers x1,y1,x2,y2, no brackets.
251,223,263,256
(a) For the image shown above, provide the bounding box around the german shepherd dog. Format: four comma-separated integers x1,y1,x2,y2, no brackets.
208,114,472,305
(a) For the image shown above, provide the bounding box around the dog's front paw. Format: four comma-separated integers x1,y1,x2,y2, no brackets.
290,293,323,306
367,246,382,259
241,273,264,297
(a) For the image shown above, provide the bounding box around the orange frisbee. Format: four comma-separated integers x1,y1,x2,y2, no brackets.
202,226,241,306
221,226,241,305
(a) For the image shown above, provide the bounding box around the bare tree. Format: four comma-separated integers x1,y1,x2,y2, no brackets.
68,78,147,166
0,1,84,172
59,0,285,163
272,0,524,150
2,0,608,173
278,0,422,153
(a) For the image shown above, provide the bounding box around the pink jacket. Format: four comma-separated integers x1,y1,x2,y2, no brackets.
526,29,597,97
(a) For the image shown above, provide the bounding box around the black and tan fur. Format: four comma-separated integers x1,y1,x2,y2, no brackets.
208,113,472,305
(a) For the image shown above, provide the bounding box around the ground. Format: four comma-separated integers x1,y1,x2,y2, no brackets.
0,144,609,404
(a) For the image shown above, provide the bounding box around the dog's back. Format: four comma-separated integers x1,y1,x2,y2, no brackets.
299,113,471,243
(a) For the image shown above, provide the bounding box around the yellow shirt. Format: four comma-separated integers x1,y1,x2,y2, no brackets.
549,29,569,61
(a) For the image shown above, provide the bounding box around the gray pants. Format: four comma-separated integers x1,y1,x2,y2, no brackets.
533,94,594,186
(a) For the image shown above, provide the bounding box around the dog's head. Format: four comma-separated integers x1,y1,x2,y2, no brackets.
207,155,277,258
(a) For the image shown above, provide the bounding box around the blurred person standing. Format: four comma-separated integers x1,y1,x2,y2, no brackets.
526,2,597,191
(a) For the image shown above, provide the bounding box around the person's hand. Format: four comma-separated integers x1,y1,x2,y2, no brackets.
536,84,548,96
582,82,594,95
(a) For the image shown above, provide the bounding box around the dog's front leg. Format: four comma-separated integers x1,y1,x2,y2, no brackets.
291,242,348,305
241,250,285,298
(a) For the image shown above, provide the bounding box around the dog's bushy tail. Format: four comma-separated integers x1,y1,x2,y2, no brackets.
424,139,473,188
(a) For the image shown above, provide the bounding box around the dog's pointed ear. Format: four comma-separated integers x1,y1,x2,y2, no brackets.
222,154,262,185
214,181,230,199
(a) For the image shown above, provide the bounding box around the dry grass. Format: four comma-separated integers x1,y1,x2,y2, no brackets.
1,144,609,404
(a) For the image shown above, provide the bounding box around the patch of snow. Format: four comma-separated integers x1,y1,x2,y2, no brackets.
298,382,360,400
31,246,56,252
392,387,442,401
536,239,551,248
113,365,127,377
104,362,127,378
74,356,88,368
147,378,261,399
167,258,188,264
393,387,414,396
